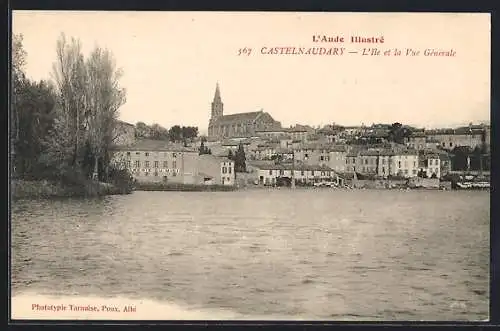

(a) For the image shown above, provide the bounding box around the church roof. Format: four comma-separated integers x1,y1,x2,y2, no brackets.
214,111,265,124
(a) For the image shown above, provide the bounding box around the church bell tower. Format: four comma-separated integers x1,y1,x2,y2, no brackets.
211,82,224,120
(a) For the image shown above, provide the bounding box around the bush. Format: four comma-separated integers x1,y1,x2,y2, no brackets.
108,166,134,193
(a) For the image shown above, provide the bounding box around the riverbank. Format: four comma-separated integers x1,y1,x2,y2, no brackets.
11,179,131,199
135,182,237,192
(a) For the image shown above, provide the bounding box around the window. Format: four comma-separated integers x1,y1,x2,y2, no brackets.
154,172,158,176
173,161,177,168
269,170,272,175
413,161,416,167
222,167,227,174
279,170,284,176
163,161,168,168
154,161,159,168
429,159,433,166
144,172,149,176
145,152,149,157
173,153,177,158
228,167,232,174
135,160,140,168
404,169,408,175
449,142,453,147
301,170,305,176
412,169,417,175
127,161,131,168
136,152,140,155
320,156,324,161
312,171,315,176
398,161,401,168
365,159,368,165
126,152,131,156
145,161,150,168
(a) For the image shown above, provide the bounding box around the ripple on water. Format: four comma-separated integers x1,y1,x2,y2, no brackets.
11,190,490,321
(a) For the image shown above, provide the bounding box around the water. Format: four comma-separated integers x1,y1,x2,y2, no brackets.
11,189,489,321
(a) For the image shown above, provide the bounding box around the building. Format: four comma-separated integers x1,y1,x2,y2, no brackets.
110,139,235,185
425,125,486,151
406,132,426,150
207,83,282,138
418,151,441,178
113,120,136,146
196,154,235,186
293,143,347,172
346,148,419,178
254,163,338,186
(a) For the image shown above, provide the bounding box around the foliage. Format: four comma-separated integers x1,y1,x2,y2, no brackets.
199,140,210,155
11,32,128,193
388,122,411,144
234,143,247,172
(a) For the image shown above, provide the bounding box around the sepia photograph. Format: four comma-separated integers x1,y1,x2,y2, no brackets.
10,11,490,321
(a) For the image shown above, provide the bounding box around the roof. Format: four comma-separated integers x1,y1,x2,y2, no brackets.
213,111,265,123
254,163,335,171
110,139,198,153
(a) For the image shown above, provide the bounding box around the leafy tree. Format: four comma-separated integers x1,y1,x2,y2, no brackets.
135,121,150,138
431,173,437,179
11,33,28,175
198,140,210,155
150,123,169,140
388,122,411,144
14,80,57,178
234,142,247,172
168,125,182,142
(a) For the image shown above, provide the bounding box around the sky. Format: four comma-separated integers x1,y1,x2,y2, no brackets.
13,11,490,134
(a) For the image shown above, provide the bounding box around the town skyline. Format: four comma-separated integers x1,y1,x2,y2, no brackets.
13,11,490,133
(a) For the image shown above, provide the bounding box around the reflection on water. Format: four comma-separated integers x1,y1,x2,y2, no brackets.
11,190,489,320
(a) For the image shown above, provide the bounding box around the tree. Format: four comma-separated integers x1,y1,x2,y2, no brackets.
234,142,247,172
168,125,182,142
135,121,151,139
431,173,437,179
50,33,88,169
199,140,210,155
150,123,169,140
14,80,57,178
84,46,126,179
11,34,28,176
388,122,411,144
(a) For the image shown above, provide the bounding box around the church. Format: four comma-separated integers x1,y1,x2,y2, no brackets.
207,83,282,139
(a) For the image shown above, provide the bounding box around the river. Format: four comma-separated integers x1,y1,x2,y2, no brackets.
11,189,489,321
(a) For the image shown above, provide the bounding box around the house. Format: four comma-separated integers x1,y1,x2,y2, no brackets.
110,139,235,186
406,132,426,150
418,151,441,178
196,154,235,186
110,139,199,184
254,163,338,186
346,148,419,178
425,126,485,151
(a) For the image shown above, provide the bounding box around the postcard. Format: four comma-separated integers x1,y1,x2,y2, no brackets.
10,11,490,321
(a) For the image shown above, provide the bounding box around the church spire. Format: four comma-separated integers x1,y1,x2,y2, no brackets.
211,82,223,119
213,82,222,103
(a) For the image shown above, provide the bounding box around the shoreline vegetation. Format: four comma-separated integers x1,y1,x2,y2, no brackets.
11,179,133,200
12,177,488,200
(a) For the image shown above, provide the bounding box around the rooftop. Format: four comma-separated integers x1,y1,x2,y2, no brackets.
253,163,335,171
110,139,198,153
